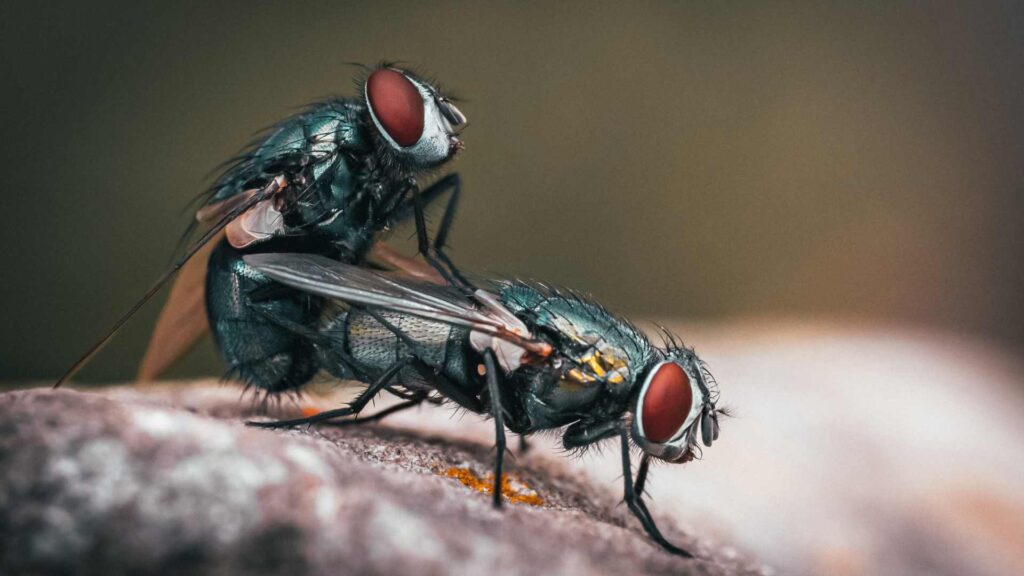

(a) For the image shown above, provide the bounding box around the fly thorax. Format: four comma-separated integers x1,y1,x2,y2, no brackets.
545,315,633,394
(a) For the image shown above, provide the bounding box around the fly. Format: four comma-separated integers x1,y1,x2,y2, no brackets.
56,62,470,390
242,252,726,558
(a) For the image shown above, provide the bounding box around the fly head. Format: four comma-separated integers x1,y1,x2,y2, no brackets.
629,338,723,463
363,65,466,170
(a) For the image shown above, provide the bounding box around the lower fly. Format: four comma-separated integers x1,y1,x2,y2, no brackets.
244,252,726,557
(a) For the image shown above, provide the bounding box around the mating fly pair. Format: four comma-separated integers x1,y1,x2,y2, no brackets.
58,63,725,558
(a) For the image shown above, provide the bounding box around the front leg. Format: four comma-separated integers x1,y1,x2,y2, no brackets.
562,420,691,555
408,176,477,295
420,172,461,252
634,454,651,497
393,173,462,253
619,430,694,557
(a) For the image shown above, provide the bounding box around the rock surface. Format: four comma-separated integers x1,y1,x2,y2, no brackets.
0,385,766,576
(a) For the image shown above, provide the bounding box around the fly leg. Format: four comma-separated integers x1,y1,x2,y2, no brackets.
398,173,461,251
634,454,651,497
483,348,507,508
247,357,412,428
426,173,460,254
422,174,473,291
320,393,445,429
345,309,503,505
631,454,665,534
619,430,693,557
409,175,477,295
371,313,505,503
518,436,532,454
326,397,424,427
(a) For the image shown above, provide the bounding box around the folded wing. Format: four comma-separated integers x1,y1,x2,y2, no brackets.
243,253,550,358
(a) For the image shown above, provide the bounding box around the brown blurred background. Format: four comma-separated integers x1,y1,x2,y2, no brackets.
1,1,1021,381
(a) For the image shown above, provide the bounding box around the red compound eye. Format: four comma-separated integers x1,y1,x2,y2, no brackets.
366,69,425,147
641,363,693,443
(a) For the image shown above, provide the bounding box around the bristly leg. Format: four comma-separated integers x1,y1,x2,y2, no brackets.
420,174,476,292
325,398,424,427
247,357,412,428
483,348,507,508
620,431,693,558
635,454,651,496
247,404,359,429
426,173,460,253
630,454,667,543
408,176,477,296
384,172,479,301
408,359,485,412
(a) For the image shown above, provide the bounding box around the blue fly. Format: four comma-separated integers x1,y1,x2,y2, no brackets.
57,63,469,389
243,252,726,557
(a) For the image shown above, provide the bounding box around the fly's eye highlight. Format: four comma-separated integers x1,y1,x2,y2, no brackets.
366,69,425,147
640,362,693,443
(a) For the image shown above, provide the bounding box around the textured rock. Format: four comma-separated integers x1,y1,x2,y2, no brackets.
0,386,767,576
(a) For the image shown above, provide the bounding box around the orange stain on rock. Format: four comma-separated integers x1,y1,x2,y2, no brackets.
443,467,544,507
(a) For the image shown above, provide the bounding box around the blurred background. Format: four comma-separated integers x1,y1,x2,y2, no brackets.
2,2,1022,575
2,1,1021,381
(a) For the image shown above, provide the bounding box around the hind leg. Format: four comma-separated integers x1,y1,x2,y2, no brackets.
206,240,322,392
247,357,414,428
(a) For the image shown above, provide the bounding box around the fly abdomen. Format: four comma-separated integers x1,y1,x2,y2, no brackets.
317,308,475,393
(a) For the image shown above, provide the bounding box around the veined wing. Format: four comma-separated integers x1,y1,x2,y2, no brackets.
243,253,551,357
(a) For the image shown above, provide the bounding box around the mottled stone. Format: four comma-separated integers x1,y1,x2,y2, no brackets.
0,386,765,576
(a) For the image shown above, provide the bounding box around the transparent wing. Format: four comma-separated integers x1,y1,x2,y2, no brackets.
243,253,543,350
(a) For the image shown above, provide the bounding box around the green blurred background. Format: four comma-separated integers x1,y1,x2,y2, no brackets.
2,1,1021,382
